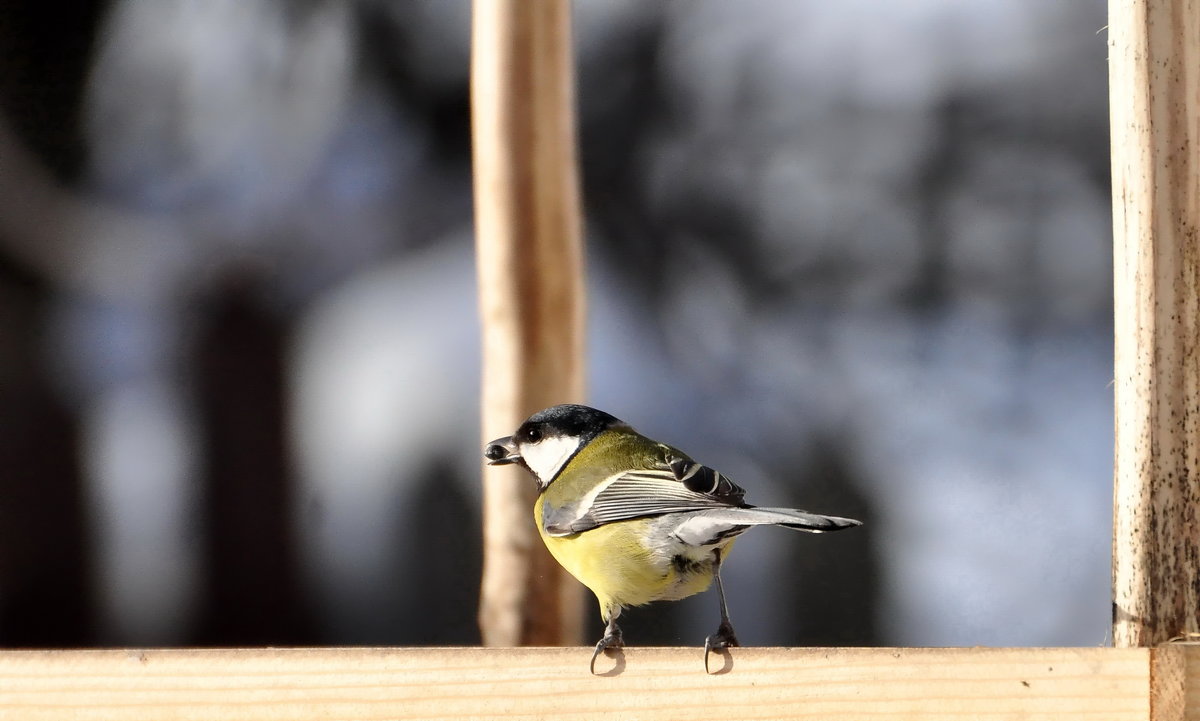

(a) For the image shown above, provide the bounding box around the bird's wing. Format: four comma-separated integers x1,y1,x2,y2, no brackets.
542,452,748,536
542,450,862,542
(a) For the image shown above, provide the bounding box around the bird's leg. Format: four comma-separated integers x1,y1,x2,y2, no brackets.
704,547,739,673
590,610,624,675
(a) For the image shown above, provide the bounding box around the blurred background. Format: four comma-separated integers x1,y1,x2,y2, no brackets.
0,0,1112,648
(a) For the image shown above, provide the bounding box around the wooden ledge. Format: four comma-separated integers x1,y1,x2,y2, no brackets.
0,646,1193,720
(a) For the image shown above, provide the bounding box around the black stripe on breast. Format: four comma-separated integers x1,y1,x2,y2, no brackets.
670,554,709,575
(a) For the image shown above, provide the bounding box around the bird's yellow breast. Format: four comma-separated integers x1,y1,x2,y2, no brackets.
534,500,721,618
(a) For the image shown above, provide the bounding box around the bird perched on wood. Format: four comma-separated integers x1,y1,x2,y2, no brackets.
484,403,861,673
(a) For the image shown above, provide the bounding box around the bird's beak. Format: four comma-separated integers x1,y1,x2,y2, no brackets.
484,436,521,466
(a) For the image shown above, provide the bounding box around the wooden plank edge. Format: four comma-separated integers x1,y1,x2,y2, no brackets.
1152,644,1185,721
0,646,1170,721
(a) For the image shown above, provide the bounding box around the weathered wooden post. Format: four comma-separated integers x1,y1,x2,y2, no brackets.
1109,0,1200,647
471,0,586,646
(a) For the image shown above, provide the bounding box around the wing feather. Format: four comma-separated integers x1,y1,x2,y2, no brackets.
543,456,749,535
585,470,736,523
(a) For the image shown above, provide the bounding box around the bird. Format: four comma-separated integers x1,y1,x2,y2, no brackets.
483,403,861,673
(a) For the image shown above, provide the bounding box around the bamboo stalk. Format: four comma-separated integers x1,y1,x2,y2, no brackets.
1110,0,1200,647
471,0,586,646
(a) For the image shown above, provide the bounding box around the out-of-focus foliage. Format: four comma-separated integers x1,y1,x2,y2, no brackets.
0,0,1110,647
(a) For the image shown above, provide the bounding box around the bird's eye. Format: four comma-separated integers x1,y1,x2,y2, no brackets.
525,426,543,443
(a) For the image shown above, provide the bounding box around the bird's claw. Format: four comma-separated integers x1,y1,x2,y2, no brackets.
589,629,624,675
703,621,739,674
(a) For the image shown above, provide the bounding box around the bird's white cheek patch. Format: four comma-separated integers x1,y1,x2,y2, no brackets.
520,436,582,483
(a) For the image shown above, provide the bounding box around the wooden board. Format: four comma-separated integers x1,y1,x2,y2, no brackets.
0,646,1170,721
472,0,587,647
1109,0,1200,649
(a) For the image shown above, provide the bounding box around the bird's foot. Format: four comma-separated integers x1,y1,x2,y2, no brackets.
703,620,739,674
590,627,625,675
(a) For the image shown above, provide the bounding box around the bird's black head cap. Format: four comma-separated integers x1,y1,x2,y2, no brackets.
514,403,627,445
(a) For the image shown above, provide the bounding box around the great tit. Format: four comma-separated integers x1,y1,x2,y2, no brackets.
484,403,861,673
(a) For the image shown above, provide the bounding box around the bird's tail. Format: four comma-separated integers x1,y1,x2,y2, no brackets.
671,507,861,546
698,506,861,533
740,506,861,532
750,506,861,532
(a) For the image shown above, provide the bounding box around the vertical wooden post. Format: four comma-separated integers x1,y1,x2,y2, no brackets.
1110,0,1200,647
471,0,586,646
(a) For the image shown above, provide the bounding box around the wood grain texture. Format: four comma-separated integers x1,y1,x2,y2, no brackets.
1110,0,1200,647
1153,644,1187,721
0,647,1162,721
471,0,586,647
1186,643,1200,720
